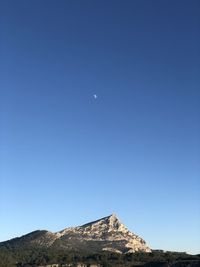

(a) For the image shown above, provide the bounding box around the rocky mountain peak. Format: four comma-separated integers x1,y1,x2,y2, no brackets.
81,213,122,229
1,214,151,254
57,214,151,253
103,213,121,229
77,213,128,236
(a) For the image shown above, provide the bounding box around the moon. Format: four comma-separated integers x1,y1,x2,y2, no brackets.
93,94,98,99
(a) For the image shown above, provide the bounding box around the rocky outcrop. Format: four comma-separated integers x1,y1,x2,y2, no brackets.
56,214,151,253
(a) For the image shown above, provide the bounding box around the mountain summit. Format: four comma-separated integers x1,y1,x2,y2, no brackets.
0,214,151,254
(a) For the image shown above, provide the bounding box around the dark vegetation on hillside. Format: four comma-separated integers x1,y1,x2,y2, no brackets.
0,245,199,267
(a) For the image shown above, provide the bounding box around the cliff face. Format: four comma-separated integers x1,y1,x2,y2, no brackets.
56,214,151,253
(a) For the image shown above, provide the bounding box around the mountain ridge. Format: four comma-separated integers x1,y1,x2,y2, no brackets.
0,214,151,254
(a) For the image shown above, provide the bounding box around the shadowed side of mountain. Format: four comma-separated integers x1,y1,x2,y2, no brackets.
0,230,56,249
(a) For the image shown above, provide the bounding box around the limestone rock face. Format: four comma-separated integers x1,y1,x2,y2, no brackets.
56,214,151,253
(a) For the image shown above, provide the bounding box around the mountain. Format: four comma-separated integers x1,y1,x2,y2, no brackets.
1,216,200,267
0,214,151,254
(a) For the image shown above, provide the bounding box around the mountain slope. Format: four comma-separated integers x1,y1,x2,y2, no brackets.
0,214,151,254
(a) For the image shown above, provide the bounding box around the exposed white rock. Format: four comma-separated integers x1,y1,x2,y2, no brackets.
102,247,123,254
21,214,151,254
56,214,151,253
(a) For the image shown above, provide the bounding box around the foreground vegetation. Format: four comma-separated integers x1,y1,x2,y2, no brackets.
0,245,200,267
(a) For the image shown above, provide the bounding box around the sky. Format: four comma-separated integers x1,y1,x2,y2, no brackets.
0,0,200,255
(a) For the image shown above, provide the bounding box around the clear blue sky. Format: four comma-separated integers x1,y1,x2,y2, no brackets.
0,0,200,254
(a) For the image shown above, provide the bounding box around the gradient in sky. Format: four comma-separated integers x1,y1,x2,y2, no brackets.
0,0,200,254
